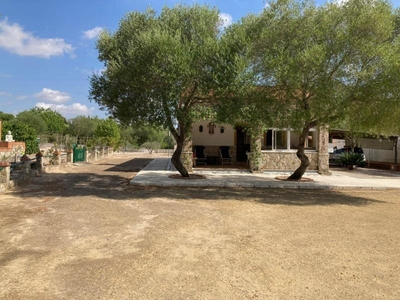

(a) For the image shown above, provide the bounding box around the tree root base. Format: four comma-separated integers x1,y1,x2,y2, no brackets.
168,174,206,180
275,176,314,182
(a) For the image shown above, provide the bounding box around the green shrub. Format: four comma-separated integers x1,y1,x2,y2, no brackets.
339,152,365,167
141,142,160,154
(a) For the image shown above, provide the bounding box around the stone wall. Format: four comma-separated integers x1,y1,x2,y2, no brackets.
0,142,25,162
0,148,115,193
260,151,318,170
86,147,114,163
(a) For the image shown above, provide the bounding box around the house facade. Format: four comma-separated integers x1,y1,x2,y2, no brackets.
190,120,330,173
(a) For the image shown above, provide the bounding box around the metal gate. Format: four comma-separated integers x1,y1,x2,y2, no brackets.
73,146,85,163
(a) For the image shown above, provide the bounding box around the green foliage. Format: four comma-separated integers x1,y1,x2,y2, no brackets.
30,108,67,134
161,134,175,149
90,4,245,176
93,118,121,149
120,124,173,149
68,116,98,137
132,125,165,146
242,0,400,131
119,126,137,148
220,0,400,178
141,141,161,154
0,111,15,122
2,122,38,154
16,110,48,134
339,152,365,167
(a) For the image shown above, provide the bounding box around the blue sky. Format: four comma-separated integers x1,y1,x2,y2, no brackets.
0,0,399,119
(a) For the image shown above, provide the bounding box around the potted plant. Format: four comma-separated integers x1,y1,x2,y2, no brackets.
20,153,31,162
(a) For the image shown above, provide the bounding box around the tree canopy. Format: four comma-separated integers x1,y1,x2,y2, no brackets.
93,118,121,149
90,4,245,176
68,116,99,137
222,0,400,179
30,108,67,134
16,110,48,135
0,111,15,122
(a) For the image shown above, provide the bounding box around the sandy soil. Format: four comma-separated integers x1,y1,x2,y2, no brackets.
0,153,399,299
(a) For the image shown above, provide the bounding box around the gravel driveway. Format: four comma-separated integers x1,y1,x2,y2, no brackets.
1,153,399,299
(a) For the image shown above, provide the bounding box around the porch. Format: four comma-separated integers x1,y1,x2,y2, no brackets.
190,121,329,174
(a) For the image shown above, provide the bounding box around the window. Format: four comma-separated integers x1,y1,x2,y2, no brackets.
263,129,317,151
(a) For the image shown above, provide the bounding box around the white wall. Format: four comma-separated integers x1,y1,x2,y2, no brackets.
357,138,394,150
358,138,398,163
364,148,396,163
192,121,234,146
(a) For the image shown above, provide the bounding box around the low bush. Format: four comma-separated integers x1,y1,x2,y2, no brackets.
339,152,365,168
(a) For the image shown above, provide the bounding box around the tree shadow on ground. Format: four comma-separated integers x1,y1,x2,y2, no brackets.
8,171,391,207
98,158,153,172
6,156,394,206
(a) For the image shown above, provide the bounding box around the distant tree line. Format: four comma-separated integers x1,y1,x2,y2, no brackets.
0,108,174,154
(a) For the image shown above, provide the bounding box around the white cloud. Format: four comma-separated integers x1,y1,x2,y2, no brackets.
0,73,12,78
219,13,233,29
35,102,94,117
34,88,71,103
0,18,74,58
0,91,11,97
82,26,104,40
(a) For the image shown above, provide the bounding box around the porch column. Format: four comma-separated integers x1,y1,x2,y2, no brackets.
181,137,193,172
249,130,263,172
318,126,330,175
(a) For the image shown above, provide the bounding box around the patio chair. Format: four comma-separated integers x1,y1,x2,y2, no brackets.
220,146,233,165
194,146,207,165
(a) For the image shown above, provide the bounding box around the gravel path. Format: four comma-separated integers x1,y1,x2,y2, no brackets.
1,153,399,299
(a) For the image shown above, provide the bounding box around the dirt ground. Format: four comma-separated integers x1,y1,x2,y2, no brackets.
1,153,399,300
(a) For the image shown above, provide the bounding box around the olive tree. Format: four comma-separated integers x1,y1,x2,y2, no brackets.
240,0,400,179
90,5,243,177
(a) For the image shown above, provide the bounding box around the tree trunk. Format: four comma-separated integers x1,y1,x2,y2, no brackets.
288,126,311,180
171,133,190,177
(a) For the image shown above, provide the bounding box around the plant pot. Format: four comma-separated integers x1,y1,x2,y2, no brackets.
348,165,356,170
20,154,31,162
53,150,60,156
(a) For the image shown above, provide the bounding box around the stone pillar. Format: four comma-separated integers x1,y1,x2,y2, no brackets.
23,161,31,176
181,138,193,172
0,164,11,190
19,154,30,175
249,130,263,172
318,126,330,175
67,151,73,164
53,151,61,166
36,152,43,173
85,149,89,162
